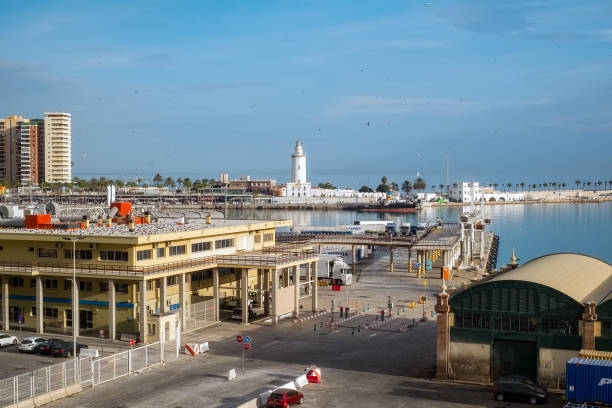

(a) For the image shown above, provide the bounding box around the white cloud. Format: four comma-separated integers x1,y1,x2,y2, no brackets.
325,95,555,117
600,29,612,42
326,96,479,117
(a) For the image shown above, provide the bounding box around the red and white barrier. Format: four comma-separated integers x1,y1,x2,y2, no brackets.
305,366,322,383
185,343,200,356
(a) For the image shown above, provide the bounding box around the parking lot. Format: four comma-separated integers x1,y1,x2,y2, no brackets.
0,332,131,380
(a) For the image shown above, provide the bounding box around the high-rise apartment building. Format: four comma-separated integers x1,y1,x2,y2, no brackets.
0,112,71,185
43,112,71,184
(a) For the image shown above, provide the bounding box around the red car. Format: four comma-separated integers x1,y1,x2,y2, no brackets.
266,388,304,407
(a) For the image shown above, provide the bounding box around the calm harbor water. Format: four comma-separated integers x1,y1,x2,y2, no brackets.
227,202,612,266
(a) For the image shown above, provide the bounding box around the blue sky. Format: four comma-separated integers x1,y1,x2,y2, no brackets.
1,0,611,188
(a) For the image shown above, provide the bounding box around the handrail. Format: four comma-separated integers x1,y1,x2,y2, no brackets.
0,249,317,278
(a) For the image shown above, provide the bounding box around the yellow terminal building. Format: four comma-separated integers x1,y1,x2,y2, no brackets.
0,204,318,343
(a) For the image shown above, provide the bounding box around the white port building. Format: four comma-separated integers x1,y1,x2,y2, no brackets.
449,182,524,203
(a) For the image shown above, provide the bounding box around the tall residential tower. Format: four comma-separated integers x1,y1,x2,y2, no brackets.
43,112,71,183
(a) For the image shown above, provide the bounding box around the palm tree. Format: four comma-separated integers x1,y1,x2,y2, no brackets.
561,182,566,189
493,183,498,191
439,184,444,192
401,180,412,194
137,177,143,186
520,182,525,191
587,181,592,189
164,176,174,188
381,176,388,186
177,177,184,191
390,182,399,191
153,173,163,187
507,183,512,191
543,183,548,190
413,177,426,191
575,180,581,190
551,182,557,191
183,177,192,191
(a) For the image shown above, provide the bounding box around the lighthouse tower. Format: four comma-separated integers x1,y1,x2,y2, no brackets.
291,140,307,183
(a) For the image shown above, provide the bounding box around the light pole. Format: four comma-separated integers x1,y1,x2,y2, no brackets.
63,235,85,363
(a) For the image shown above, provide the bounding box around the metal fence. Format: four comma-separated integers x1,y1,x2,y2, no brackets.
0,342,167,408
184,299,216,331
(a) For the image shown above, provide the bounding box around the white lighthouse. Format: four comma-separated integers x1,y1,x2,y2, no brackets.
285,140,311,198
291,139,307,183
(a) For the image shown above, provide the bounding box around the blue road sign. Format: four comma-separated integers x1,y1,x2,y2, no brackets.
17,314,22,322
244,336,251,344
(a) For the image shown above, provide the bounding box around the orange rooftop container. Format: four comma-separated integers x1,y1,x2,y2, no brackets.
25,214,52,229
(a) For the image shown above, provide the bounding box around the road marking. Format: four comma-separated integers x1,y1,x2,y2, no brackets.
369,333,377,337
261,340,278,348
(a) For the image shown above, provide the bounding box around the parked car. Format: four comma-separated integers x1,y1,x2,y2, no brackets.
231,308,257,320
266,388,304,407
38,338,64,355
222,296,254,311
493,375,547,404
0,334,18,347
51,341,88,357
18,336,46,353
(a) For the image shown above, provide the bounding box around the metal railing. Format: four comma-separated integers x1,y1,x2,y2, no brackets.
0,248,316,278
0,342,166,408
184,299,216,332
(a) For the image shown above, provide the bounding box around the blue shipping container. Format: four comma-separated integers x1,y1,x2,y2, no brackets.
566,357,612,404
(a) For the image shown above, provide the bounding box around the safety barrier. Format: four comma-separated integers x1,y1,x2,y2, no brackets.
317,279,329,287
184,299,217,332
0,342,167,408
300,310,329,321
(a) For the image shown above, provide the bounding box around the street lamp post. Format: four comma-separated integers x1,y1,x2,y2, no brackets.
63,235,85,364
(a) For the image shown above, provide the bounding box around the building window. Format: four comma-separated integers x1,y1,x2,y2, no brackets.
43,308,58,319
30,278,36,288
100,250,128,262
137,249,152,261
79,281,93,291
157,247,165,258
167,276,178,286
191,270,211,282
64,249,93,260
100,282,109,292
254,234,262,244
100,282,128,293
31,306,36,316
215,239,234,249
64,279,72,290
10,277,24,287
169,245,186,256
191,242,211,253
263,233,274,242
146,280,155,291
44,279,58,289
38,248,57,258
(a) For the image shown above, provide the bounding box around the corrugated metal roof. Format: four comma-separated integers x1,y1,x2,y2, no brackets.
489,253,612,304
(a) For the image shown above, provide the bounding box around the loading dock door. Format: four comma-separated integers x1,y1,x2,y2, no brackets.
492,340,537,381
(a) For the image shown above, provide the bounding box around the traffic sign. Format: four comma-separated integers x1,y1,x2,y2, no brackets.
17,314,22,323
236,335,243,343
99,329,104,338
244,343,251,351
416,263,422,268
129,339,134,347
244,336,251,344
423,280,428,286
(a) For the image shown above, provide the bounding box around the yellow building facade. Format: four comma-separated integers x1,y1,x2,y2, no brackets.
0,217,318,343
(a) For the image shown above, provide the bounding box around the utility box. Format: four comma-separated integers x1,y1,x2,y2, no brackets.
111,202,132,217
25,214,51,229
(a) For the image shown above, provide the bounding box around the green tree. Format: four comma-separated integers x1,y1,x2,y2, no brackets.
359,185,373,193
153,173,163,187
401,180,412,194
575,180,581,190
164,177,174,187
519,182,525,191
183,177,193,190
317,182,336,189
376,184,390,193
390,182,399,191
438,184,445,191
413,177,426,191
381,176,388,186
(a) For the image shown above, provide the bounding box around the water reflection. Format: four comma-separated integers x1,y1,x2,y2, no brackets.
227,202,612,265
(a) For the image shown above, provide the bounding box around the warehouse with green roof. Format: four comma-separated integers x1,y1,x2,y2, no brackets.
434,253,612,387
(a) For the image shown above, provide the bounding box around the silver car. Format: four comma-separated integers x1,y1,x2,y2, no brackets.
18,336,46,353
0,334,18,347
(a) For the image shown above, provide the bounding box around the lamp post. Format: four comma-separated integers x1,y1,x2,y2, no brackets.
63,235,85,364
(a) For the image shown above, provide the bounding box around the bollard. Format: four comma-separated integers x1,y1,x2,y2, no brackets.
358,325,361,332
363,305,366,313
367,304,370,311
314,324,317,332
403,305,405,313
345,307,349,319
381,310,385,322
352,328,355,335
397,308,400,316
320,321,323,328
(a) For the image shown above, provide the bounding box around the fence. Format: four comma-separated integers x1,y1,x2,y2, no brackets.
184,299,216,331
0,342,167,408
